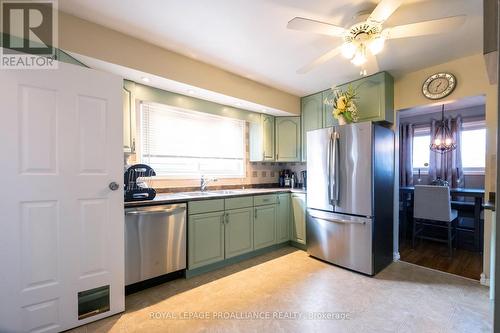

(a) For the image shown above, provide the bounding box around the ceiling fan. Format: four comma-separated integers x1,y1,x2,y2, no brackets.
288,0,466,74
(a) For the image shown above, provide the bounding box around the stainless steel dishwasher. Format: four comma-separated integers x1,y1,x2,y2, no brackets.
125,203,186,286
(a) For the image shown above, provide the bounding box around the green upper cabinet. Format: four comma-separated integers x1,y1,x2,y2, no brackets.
322,89,338,128
123,83,136,153
275,117,301,162
253,205,277,250
301,92,323,161
276,193,290,243
300,72,394,158
249,114,275,162
335,71,394,123
224,208,254,259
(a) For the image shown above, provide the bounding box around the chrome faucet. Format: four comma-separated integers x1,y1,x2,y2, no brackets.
200,175,218,192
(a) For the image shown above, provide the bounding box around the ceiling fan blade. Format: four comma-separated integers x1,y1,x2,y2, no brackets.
385,15,466,39
368,0,404,24
287,17,346,37
297,46,342,74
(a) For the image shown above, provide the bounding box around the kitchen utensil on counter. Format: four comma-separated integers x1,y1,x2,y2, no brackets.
124,164,157,202
300,170,307,189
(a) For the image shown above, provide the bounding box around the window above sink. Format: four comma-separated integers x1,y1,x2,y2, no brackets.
138,101,246,179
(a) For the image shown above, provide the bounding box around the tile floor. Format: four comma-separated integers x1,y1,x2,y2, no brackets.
69,247,492,333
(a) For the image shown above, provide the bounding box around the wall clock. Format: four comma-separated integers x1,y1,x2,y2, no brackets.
422,72,457,100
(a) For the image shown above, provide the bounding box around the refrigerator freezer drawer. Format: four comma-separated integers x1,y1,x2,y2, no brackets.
306,209,373,275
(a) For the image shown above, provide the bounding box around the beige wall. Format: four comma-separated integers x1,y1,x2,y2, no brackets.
57,11,300,115
394,53,498,197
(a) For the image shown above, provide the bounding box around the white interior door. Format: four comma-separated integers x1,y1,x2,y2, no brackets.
0,60,124,332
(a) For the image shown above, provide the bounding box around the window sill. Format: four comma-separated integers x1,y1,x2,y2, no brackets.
150,175,246,181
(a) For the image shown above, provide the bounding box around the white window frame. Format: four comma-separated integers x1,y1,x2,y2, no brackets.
135,100,246,180
410,120,486,176
461,120,486,175
412,126,430,174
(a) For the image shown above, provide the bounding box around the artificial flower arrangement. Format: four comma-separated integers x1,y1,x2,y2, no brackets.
332,84,359,125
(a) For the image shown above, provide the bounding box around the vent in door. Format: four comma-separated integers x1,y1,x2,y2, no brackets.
78,285,110,320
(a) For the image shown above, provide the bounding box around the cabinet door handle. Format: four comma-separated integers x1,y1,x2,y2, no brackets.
255,208,258,219
225,212,229,224
277,197,281,205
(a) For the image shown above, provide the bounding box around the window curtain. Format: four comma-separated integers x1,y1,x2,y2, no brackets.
400,123,414,186
428,116,463,188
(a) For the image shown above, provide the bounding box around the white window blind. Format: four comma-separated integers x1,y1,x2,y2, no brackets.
140,101,245,177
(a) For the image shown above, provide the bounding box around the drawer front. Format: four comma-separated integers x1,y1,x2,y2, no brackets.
188,199,224,215
225,196,253,210
253,194,277,206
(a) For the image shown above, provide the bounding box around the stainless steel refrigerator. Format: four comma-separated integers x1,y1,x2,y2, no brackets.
306,121,394,275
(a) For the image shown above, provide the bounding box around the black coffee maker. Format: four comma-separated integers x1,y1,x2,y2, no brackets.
300,170,307,189
124,164,157,202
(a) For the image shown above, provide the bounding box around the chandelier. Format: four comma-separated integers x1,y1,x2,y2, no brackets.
340,21,386,66
430,105,456,153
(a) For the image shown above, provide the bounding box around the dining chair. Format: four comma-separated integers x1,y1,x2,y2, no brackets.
413,185,458,256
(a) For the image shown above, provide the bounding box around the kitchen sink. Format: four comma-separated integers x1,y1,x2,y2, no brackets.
206,190,241,195
181,191,218,197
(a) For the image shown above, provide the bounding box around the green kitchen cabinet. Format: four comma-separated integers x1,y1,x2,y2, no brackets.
334,71,394,123
276,193,290,243
123,84,136,153
291,193,306,245
275,117,301,162
253,205,277,250
301,92,323,161
322,89,337,128
188,211,225,269
224,207,254,259
249,114,275,162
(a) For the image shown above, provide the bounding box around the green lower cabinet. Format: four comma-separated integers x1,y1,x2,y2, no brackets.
276,194,290,243
188,211,225,269
254,205,277,250
224,208,254,259
291,193,306,245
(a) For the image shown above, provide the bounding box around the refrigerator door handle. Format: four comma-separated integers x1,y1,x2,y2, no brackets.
327,134,333,205
332,131,340,205
313,216,366,225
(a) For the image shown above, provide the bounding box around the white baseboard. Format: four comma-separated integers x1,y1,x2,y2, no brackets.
480,273,490,286
393,251,401,262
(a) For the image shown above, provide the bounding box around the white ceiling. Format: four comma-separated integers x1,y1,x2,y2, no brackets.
59,0,483,97
68,51,293,116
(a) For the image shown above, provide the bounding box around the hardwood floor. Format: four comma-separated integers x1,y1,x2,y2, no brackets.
400,240,483,280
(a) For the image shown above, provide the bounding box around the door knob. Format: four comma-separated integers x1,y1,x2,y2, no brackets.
109,182,120,191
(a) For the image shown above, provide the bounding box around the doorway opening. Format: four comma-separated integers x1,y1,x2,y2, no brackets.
397,95,486,280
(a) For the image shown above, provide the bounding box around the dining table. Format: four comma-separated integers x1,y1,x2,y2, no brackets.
399,186,485,251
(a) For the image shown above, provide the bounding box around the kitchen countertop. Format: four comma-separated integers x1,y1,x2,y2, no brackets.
125,188,306,208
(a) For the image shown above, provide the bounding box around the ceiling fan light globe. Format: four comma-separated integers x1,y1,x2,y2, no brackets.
351,52,367,66
341,42,356,59
369,36,385,55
